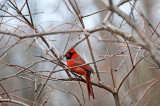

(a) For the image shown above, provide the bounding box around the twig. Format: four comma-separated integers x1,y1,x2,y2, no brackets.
0,98,30,106
68,0,102,83
135,77,160,106
0,83,11,100
109,50,116,88
108,5,160,66
117,58,142,91
59,78,114,93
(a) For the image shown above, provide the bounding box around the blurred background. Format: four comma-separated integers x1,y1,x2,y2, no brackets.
0,0,160,106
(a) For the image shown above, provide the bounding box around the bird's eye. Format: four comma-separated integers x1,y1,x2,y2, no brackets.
67,54,70,57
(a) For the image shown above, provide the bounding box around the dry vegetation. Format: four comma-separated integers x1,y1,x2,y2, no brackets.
0,0,160,106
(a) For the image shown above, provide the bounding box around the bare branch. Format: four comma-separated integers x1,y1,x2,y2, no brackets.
0,98,30,106
104,4,160,66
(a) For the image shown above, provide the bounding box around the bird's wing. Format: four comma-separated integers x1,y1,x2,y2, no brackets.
69,57,94,73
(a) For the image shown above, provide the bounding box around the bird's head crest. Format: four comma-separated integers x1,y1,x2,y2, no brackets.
68,47,75,53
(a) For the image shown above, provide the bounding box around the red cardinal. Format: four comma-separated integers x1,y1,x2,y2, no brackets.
66,48,94,99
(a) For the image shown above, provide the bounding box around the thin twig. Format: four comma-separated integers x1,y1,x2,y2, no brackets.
0,98,30,106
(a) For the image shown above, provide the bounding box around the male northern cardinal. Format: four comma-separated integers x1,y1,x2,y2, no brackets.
66,47,94,99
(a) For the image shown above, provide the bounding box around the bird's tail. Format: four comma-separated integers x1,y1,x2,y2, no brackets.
85,72,94,99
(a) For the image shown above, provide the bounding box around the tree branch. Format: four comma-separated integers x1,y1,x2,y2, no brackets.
0,98,30,106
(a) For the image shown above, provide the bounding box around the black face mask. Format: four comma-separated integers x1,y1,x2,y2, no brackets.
66,53,73,60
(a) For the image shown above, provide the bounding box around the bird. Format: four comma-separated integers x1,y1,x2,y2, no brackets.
66,47,94,99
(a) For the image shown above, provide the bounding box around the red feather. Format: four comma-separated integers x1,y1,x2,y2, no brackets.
66,48,94,99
